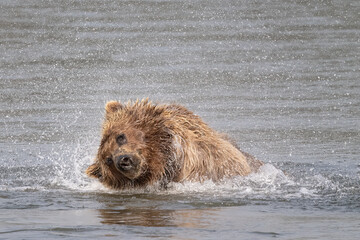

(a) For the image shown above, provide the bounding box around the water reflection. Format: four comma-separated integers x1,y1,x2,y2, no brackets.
98,207,217,228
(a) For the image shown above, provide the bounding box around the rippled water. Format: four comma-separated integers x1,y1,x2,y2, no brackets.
1,0,359,239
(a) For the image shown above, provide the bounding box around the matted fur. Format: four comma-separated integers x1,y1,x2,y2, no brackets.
86,99,262,189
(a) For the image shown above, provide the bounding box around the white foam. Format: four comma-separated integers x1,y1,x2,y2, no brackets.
49,155,303,199
164,164,296,198
44,138,343,201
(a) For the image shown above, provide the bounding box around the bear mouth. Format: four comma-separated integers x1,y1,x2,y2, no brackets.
114,154,142,179
118,162,133,171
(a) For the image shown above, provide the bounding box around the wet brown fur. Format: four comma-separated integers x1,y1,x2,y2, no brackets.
86,99,262,190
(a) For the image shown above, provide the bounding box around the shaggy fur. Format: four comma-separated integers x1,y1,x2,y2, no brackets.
86,99,262,189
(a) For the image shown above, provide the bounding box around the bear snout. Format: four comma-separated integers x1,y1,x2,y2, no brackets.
115,154,136,171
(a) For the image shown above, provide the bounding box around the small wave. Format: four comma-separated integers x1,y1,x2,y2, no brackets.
2,138,359,210
167,163,290,193
165,163,314,200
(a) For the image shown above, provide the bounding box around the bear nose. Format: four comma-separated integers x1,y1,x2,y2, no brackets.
115,154,133,170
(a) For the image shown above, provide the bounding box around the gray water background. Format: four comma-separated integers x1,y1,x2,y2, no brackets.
0,0,359,239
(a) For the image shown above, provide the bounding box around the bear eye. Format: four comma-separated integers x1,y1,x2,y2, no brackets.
105,157,113,166
116,133,127,146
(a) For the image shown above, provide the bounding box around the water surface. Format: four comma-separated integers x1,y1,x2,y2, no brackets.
1,0,359,239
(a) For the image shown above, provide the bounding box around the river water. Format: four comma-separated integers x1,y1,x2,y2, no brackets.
1,0,359,239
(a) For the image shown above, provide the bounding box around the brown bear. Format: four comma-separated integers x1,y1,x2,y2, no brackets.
86,99,262,190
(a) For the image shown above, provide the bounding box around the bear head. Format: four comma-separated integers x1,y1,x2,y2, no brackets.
86,100,177,189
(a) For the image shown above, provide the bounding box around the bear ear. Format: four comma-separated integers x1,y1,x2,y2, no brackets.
85,162,102,179
105,101,123,115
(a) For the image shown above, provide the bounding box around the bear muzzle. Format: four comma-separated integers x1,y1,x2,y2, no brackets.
114,154,140,175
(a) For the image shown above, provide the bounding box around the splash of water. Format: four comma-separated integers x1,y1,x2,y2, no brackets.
2,137,358,209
